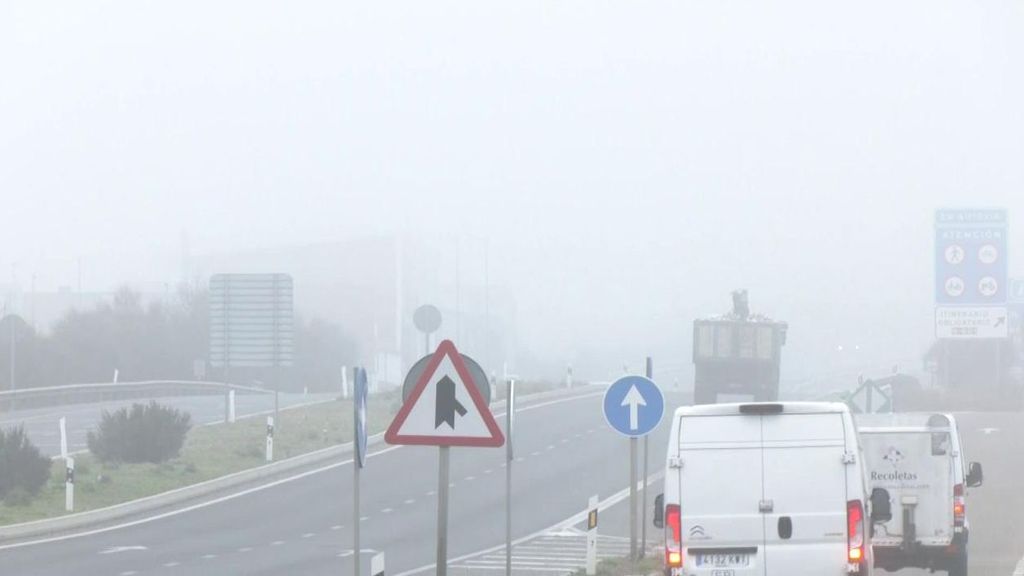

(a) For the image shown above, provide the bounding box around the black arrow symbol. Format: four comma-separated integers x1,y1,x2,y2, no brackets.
435,375,467,429
994,316,1006,328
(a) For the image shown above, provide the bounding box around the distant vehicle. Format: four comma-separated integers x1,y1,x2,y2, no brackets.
692,290,787,404
857,413,983,576
654,402,891,576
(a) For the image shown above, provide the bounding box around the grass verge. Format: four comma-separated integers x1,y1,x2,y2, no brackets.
0,391,403,526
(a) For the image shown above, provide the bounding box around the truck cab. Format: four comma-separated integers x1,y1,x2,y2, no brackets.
693,291,787,404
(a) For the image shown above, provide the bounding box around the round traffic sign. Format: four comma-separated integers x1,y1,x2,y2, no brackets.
403,352,491,406
413,305,442,334
978,244,999,265
945,276,965,297
978,276,999,298
603,376,664,438
944,244,965,265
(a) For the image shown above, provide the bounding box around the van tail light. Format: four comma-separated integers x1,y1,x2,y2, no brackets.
953,484,965,528
847,500,865,568
665,504,683,568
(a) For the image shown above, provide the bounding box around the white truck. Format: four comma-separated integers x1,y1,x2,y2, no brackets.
857,413,983,576
654,402,892,576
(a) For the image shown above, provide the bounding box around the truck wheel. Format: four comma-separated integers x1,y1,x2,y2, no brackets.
948,549,968,576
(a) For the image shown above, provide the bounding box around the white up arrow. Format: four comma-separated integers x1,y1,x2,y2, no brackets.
621,385,647,431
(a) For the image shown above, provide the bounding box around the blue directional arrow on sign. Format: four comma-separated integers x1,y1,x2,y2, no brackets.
603,376,664,438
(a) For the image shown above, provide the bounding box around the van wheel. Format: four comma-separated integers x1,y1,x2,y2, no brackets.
948,549,968,576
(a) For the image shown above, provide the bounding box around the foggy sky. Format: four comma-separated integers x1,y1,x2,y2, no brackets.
2,1,1023,382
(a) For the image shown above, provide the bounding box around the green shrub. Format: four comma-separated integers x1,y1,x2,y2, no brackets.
0,426,52,503
87,402,192,464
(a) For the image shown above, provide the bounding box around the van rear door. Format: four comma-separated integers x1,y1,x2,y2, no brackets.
860,429,955,547
678,414,765,576
761,413,849,575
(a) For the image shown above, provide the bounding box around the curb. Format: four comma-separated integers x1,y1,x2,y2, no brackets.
0,384,596,543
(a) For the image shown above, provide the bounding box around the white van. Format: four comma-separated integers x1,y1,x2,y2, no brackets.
857,413,983,576
654,402,891,576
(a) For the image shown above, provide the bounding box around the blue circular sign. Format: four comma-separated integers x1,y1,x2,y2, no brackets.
603,376,664,438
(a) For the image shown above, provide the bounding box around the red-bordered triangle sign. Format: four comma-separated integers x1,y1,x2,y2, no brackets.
385,340,505,447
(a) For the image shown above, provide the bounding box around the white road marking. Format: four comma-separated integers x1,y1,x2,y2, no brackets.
483,469,493,474
403,499,415,505
100,545,148,554
381,508,393,514
465,476,476,481
530,451,541,457
119,571,138,576
0,391,605,551
302,532,315,538
162,561,181,567
981,427,1000,435
330,525,343,531
271,540,285,546
426,490,436,496
360,516,369,522
201,553,217,559
394,470,665,576
546,445,555,450
238,547,253,552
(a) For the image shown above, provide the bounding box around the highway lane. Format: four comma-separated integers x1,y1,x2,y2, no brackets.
3,395,1020,576
0,393,335,457
0,388,689,576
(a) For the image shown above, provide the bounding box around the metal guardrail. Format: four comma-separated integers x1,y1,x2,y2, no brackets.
0,380,272,412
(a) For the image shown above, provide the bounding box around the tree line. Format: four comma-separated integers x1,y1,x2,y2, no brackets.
0,287,356,393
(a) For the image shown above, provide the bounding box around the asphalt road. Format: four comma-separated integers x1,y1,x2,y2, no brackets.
0,393,335,458
1,393,1021,576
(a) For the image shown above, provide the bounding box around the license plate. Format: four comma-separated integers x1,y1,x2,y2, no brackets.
696,553,750,568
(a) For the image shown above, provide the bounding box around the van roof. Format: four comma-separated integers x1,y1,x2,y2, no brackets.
674,401,851,418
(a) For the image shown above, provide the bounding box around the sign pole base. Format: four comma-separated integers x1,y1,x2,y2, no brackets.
437,446,450,576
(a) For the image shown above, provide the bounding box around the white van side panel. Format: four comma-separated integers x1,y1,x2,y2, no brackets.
860,430,955,546
761,414,849,576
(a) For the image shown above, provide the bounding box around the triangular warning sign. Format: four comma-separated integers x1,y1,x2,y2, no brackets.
385,340,505,447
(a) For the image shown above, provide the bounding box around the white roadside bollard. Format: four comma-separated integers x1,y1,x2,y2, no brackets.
266,416,274,462
65,457,75,512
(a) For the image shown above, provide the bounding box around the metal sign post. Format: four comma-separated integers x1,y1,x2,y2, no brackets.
629,437,638,560
506,378,516,576
354,367,368,576
641,357,652,558
437,446,451,576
